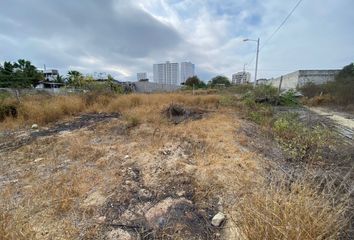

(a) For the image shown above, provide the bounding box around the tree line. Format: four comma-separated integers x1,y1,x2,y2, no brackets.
184,75,231,89
0,59,121,92
0,59,44,88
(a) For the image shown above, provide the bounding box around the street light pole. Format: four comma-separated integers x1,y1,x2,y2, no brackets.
254,38,260,87
243,38,260,87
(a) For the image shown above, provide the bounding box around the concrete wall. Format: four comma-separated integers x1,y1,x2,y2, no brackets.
133,82,181,93
269,70,340,90
270,71,300,90
297,70,340,87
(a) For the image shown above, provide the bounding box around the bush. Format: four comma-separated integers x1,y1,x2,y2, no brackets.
298,82,329,98
126,115,140,128
279,89,299,106
273,113,334,162
253,84,278,100
0,104,18,121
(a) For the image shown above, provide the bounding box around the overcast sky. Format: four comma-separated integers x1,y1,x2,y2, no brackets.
0,0,353,81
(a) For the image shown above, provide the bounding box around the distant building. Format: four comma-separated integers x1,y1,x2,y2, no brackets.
269,70,341,90
43,69,59,82
153,61,179,85
36,69,64,91
137,72,147,81
180,62,195,83
232,72,251,85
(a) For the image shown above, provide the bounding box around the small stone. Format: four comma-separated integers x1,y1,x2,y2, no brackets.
176,190,185,197
211,212,225,227
124,155,130,159
138,188,152,199
34,158,44,163
106,228,133,240
31,124,39,129
97,216,106,223
82,191,106,207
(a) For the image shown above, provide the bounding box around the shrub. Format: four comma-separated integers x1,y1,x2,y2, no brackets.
273,113,334,162
279,89,299,106
253,84,278,100
0,104,18,121
126,115,141,128
299,82,329,98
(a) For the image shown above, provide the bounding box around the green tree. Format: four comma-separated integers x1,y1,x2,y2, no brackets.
54,75,65,83
106,74,123,93
0,59,43,88
209,75,231,87
185,76,206,88
66,70,85,88
332,62,354,104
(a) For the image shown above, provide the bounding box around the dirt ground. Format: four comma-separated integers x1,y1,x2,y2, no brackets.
0,101,352,239
308,107,354,140
0,105,258,239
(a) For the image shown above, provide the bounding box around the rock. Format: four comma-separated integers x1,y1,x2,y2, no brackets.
176,190,185,197
211,212,225,227
124,155,130,159
31,124,39,129
82,191,106,207
106,228,133,240
34,158,44,163
97,216,106,223
138,188,152,200
145,198,192,229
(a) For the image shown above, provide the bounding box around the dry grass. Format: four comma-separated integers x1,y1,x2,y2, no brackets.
0,93,220,130
232,176,350,239
0,92,352,239
301,94,334,106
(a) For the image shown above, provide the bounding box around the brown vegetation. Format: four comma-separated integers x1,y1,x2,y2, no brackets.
0,92,352,239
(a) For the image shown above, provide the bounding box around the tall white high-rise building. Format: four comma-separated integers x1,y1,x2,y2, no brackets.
232,72,251,85
137,72,147,81
180,62,195,83
153,61,179,85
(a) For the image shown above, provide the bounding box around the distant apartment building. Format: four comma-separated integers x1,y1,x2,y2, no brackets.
180,62,195,83
232,72,251,85
153,61,179,85
137,72,147,81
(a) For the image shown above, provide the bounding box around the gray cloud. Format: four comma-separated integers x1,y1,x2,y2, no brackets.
0,0,182,78
0,0,353,81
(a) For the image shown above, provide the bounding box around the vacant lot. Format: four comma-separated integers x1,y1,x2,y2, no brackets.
0,93,353,239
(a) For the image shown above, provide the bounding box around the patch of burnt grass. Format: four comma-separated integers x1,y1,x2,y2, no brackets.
163,104,206,124
0,104,17,121
101,166,221,239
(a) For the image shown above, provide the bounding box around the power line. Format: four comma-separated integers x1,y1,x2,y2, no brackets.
247,0,304,65
261,0,304,51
